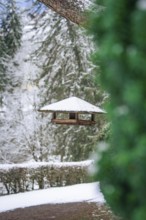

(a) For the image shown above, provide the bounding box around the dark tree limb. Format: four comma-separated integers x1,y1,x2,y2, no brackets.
38,0,90,25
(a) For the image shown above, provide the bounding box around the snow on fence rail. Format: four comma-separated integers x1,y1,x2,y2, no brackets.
0,160,93,195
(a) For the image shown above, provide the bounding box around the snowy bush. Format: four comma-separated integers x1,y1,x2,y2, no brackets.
0,161,92,195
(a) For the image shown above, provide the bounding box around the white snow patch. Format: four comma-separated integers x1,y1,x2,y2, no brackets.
0,182,105,213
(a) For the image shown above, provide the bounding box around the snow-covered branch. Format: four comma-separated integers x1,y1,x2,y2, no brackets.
38,0,92,24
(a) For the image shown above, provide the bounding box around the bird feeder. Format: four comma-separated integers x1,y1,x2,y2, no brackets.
39,96,105,125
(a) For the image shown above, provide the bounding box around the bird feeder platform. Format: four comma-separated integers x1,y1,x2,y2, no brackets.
39,96,105,126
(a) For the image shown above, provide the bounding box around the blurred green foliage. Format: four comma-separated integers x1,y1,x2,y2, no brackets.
89,0,146,219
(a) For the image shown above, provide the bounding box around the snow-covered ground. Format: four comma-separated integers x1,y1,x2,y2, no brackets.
0,182,105,213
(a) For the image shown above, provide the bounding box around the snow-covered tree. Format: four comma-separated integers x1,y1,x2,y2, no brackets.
0,4,8,100
0,36,7,101
1,0,22,57
0,0,22,103
29,8,106,162
0,0,23,163
0,2,106,163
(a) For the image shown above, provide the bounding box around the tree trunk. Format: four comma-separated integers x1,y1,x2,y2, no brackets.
38,0,89,25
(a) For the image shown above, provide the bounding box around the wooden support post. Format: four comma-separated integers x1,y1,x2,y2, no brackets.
53,112,56,119
91,114,95,122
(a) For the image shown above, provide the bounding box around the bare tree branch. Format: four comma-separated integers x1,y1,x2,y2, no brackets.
38,0,90,25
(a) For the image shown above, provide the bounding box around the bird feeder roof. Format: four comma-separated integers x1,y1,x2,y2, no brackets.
39,96,105,114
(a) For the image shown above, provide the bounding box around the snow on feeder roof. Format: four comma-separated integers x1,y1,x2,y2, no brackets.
39,96,105,125
39,96,105,114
